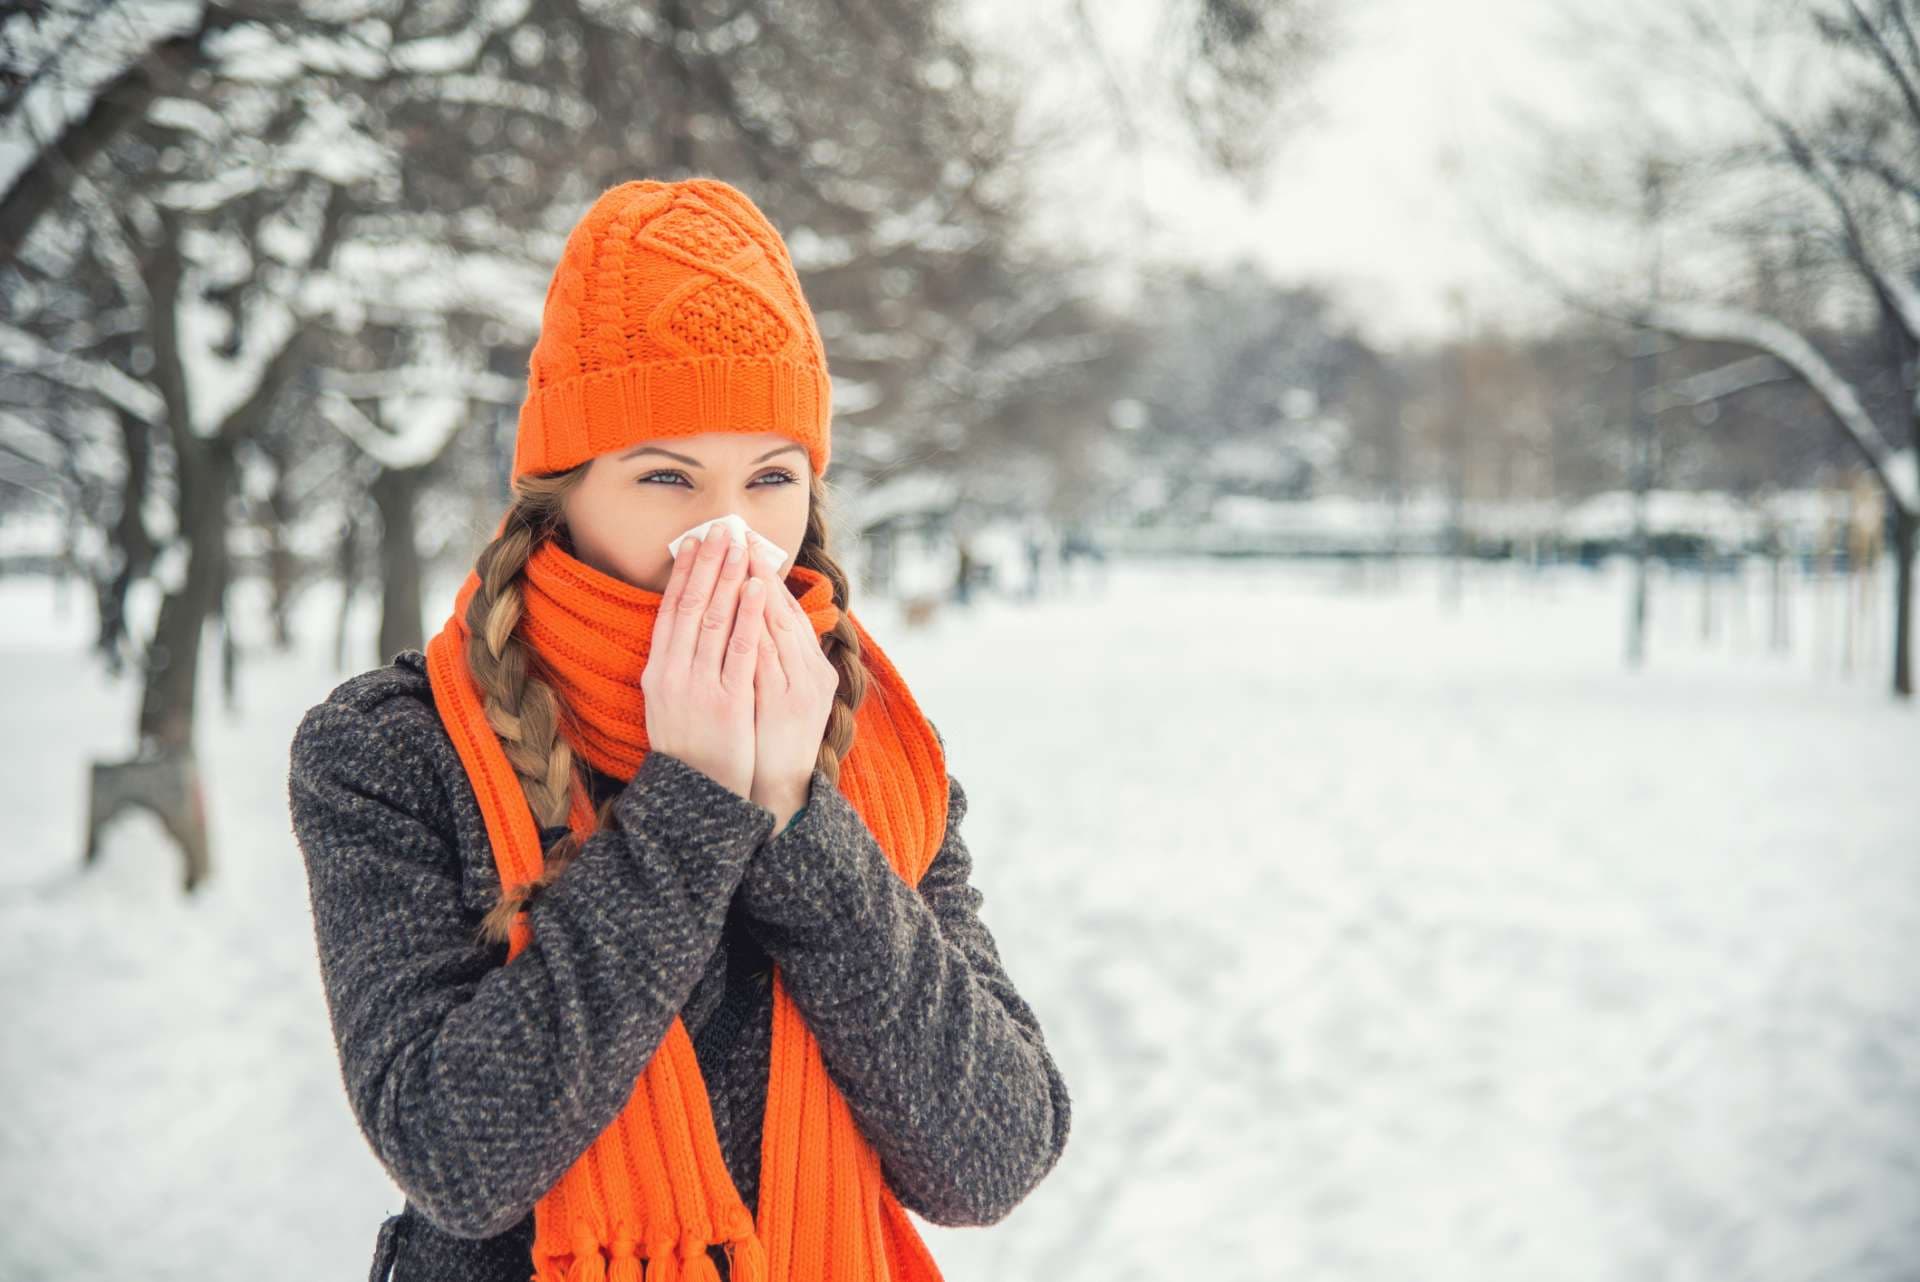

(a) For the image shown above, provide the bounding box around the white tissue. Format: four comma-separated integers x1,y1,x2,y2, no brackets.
665,513,790,572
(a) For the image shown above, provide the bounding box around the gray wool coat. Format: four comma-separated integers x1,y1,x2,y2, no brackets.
286,648,1071,1282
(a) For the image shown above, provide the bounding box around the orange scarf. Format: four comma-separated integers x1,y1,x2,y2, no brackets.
422,534,949,1282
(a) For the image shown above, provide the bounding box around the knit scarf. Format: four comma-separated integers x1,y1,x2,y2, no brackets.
422,533,950,1282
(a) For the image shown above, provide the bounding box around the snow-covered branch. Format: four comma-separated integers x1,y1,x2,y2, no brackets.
0,321,165,423
1637,299,1918,514
315,388,466,472
1644,353,1795,415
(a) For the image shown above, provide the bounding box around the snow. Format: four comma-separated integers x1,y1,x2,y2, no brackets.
174,285,299,439
847,470,961,528
146,96,227,143
1559,490,1764,546
0,506,63,559
1209,493,1440,553
320,238,551,328
0,553,1915,1281
0,1,202,198
1129,486,1895,559
1886,448,1919,517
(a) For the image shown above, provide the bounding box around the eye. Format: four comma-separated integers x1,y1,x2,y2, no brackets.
636,469,799,488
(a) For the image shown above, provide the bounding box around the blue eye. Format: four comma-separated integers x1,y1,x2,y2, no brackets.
637,469,798,488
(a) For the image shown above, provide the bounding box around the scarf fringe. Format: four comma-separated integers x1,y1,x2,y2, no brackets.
540,1194,901,1282
545,1230,750,1282
726,1230,769,1282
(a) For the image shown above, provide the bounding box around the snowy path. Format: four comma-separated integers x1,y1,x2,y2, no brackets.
1,557,1914,1281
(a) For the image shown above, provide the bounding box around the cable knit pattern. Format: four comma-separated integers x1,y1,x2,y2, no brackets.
668,281,792,357
288,650,1071,1282
647,205,752,261
513,178,833,480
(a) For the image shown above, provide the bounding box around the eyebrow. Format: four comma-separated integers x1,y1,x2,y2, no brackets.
618,443,806,467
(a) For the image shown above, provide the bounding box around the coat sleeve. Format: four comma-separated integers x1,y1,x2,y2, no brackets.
287,689,776,1240
734,740,1073,1227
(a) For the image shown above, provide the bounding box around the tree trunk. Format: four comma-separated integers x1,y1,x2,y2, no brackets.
333,506,362,671
373,465,426,664
1626,326,1657,667
1892,504,1914,698
95,406,157,674
94,436,230,893
264,441,296,651
136,438,233,755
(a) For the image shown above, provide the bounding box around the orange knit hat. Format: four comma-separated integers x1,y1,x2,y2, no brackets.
513,177,833,481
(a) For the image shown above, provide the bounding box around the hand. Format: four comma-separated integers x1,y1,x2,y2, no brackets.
742,543,838,825
641,525,769,800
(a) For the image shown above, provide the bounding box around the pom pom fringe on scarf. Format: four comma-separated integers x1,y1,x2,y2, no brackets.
423,532,949,1282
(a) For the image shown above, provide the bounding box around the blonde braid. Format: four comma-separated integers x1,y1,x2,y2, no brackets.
462,482,617,948
795,470,870,786
463,466,871,947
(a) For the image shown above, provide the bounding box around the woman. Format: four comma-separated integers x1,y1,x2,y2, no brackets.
287,178,1072,1282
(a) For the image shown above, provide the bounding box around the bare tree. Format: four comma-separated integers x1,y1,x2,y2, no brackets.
1490,0,1920,696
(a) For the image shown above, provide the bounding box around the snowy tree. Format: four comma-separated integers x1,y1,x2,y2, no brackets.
2,0,1332,888
1500,0,1920,697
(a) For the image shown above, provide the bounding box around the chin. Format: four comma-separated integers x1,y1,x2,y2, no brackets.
630,564,672,594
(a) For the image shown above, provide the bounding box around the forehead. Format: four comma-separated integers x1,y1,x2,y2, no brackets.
612,432,802,462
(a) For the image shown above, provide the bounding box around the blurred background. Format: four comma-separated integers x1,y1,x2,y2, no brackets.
3,0,1918,1277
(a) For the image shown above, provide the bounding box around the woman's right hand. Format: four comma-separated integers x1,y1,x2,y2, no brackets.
642,526,769,800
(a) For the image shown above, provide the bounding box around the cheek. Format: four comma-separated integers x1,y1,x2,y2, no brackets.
614,537,676,593
765,490,809,562
571,488,679,592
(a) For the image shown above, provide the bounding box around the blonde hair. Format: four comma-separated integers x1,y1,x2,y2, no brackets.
465,464,868,948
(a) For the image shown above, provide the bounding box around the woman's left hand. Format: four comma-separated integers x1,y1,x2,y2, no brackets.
744,545,837,829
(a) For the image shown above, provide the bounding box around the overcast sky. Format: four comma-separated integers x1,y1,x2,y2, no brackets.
962,0,1753,352
4,0,1835,356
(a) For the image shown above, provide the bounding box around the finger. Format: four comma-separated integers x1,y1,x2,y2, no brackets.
763,557,806,626
693,534,752,685
753,616,787,699
722,574,767,694
784,578,826,666
748,555,792,693
667,527,735,676
651,538,696,656
763,566,810,690
749,551,794,627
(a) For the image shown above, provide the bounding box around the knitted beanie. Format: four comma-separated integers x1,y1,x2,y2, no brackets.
513,177,833,480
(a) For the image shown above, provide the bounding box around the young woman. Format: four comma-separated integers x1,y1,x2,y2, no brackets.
287,178,1072,1282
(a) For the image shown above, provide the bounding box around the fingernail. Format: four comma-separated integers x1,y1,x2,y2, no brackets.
725,541,745,568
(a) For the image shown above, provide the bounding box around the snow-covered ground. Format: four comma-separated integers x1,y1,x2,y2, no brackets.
1,554,1915,1282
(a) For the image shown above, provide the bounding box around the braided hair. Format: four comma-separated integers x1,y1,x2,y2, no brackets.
464,464,868,949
